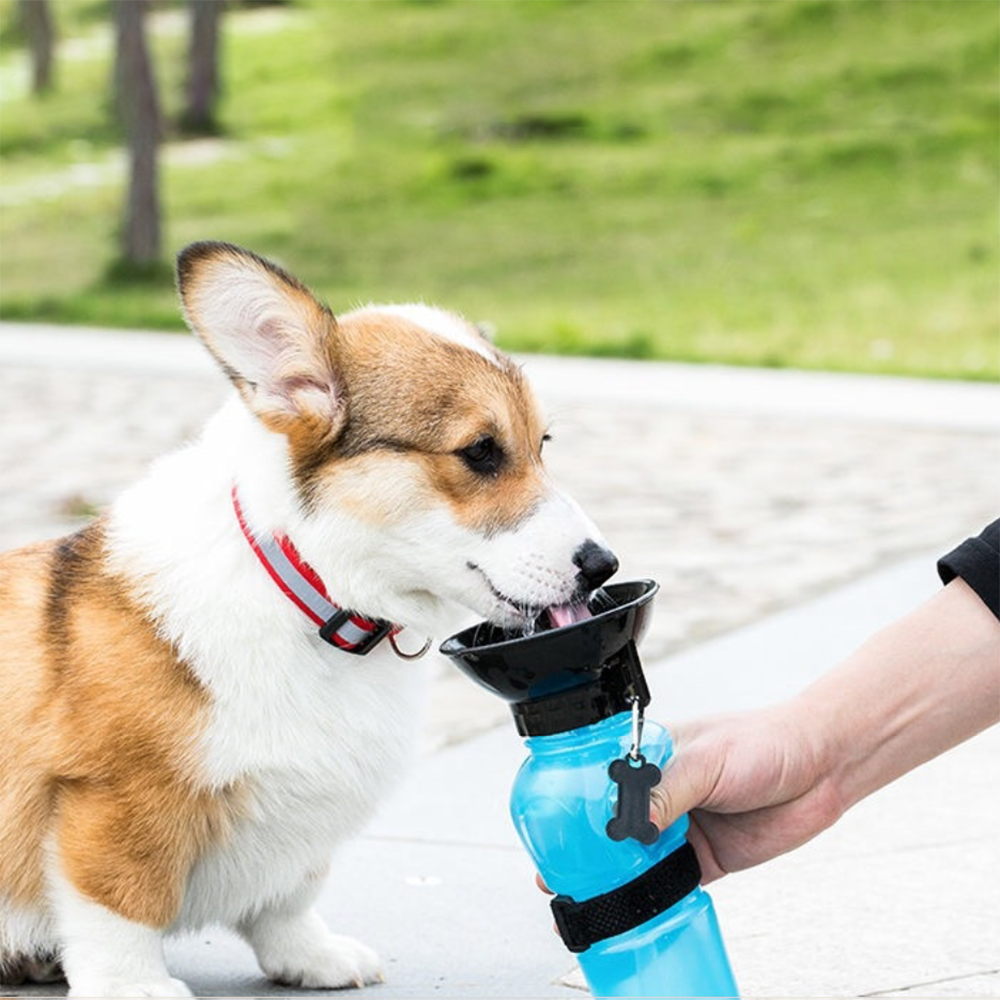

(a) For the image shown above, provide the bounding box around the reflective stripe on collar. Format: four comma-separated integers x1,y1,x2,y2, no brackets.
231,484,394,655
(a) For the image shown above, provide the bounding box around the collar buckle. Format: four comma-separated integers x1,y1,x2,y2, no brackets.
319,608,394,655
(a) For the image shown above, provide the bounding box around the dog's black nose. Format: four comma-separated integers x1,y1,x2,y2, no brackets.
574,540,619,591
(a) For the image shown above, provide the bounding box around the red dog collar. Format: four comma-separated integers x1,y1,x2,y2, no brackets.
232,484,395,655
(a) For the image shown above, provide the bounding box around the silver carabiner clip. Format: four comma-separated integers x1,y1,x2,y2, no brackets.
629,695,645,762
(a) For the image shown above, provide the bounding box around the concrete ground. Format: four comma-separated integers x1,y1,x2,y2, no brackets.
1,323,997,998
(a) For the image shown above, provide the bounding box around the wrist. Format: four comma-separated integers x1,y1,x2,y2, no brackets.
779,689,851,830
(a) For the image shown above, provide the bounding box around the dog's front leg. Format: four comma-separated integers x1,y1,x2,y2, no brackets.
50,867,192,998
49,780,211,997
238,871,383,989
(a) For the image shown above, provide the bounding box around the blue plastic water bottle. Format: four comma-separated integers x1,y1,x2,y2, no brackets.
440,580,739,998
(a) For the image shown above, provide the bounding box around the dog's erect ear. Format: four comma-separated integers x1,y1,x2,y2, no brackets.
176,241,344,439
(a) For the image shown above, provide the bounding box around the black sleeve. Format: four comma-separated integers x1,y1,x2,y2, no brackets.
937,519,999,621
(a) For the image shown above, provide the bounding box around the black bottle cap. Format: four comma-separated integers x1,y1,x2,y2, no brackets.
439,580,659,737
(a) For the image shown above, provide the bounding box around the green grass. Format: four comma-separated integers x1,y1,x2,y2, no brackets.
0,0,997,379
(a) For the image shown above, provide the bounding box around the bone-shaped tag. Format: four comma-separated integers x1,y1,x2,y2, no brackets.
606,755,661,845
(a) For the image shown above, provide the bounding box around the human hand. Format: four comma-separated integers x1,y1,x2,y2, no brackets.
650,702,842,883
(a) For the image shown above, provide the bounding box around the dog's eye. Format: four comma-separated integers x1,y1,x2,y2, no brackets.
459,435,503,476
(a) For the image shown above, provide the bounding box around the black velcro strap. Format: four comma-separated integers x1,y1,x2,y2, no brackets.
550,841,702,954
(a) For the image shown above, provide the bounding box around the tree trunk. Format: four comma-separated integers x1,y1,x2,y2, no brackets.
182,0,223,134
115,0,162,266
20,0,55,94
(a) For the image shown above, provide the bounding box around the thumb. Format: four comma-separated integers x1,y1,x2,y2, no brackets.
649,739,715,831
651,742,732,885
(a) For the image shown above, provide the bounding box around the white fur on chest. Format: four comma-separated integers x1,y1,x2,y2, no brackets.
105,399,429,931
178,644,424,930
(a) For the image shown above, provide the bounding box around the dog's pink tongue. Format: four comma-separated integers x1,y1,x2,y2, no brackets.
546,602,593,629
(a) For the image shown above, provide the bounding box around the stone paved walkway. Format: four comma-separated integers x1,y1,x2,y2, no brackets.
1,322,997,750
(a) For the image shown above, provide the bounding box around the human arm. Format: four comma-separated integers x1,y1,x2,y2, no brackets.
651,574,1000,883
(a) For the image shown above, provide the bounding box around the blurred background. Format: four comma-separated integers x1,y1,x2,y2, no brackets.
1,0,998,741
0,0,997,379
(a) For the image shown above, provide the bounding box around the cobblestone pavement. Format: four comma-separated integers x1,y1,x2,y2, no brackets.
2,324,997,749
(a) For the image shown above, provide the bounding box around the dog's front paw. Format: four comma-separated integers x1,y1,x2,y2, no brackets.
262,933,383,990
68,976,193,997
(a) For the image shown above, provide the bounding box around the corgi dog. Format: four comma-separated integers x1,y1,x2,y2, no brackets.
0,242,618,997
